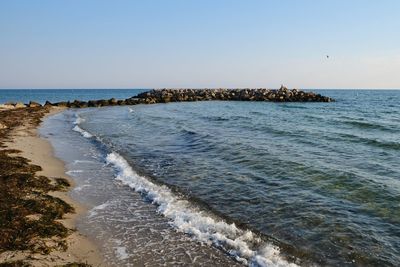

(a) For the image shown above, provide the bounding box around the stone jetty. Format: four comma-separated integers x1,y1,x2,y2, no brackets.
2,87,334,109
134,87,333,104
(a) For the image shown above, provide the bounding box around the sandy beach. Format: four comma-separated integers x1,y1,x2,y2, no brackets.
0,107,104,266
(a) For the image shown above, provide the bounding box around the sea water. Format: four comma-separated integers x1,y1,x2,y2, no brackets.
37,90,399,266
0,89,147,104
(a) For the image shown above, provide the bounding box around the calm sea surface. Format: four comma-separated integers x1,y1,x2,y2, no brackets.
0,89,148,104
25,89,400,266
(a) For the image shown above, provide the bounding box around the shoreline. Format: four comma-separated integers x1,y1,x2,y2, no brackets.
0,107,104,266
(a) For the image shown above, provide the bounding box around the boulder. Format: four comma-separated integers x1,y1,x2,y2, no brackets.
70,100,88,108
0,104,15,109
54,101,69,107
14,102,26,108
97,100,109,106
108,98,118,105
117,100,126,105
124,98,139,105
44,101,53,107
28,101,42,107
87,100,98,107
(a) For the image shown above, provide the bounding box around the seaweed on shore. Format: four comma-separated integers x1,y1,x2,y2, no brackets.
0,107,76,257
0,260,31,267
0,261,91,267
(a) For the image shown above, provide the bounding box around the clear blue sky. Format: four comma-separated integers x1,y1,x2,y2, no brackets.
1,0,399,89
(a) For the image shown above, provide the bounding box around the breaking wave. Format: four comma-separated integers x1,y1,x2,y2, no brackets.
69,112,298,266
72,125,93,138
106,152,298,267
72,114,93,138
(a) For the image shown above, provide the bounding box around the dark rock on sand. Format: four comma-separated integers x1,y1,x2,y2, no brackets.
69,100,88,108
28,101,42,108
44,101,53,107
53,101,69,107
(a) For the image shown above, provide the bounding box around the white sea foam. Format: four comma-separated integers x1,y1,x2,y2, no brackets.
128,107,134,113
73,184,90,192
106,152,299,267
74,115,85,124
115,246,129,260
73,160,96,164
66,170,84,175
73,125,93,138
88,201,111,218
72,114,93,138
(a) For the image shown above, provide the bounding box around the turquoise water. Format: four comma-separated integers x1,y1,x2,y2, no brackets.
36,90,400,266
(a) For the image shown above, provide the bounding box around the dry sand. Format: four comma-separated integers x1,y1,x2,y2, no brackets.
1,107,105,266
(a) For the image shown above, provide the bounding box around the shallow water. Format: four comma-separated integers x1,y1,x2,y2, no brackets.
41,111,244,267
41,90,400,266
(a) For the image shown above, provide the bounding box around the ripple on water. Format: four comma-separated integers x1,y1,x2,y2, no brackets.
51,90,400,266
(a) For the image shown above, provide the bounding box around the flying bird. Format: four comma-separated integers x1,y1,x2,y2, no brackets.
326,55,330,59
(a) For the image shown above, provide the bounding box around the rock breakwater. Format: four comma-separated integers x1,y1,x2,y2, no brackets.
135,87,333,104
2,87,334,109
